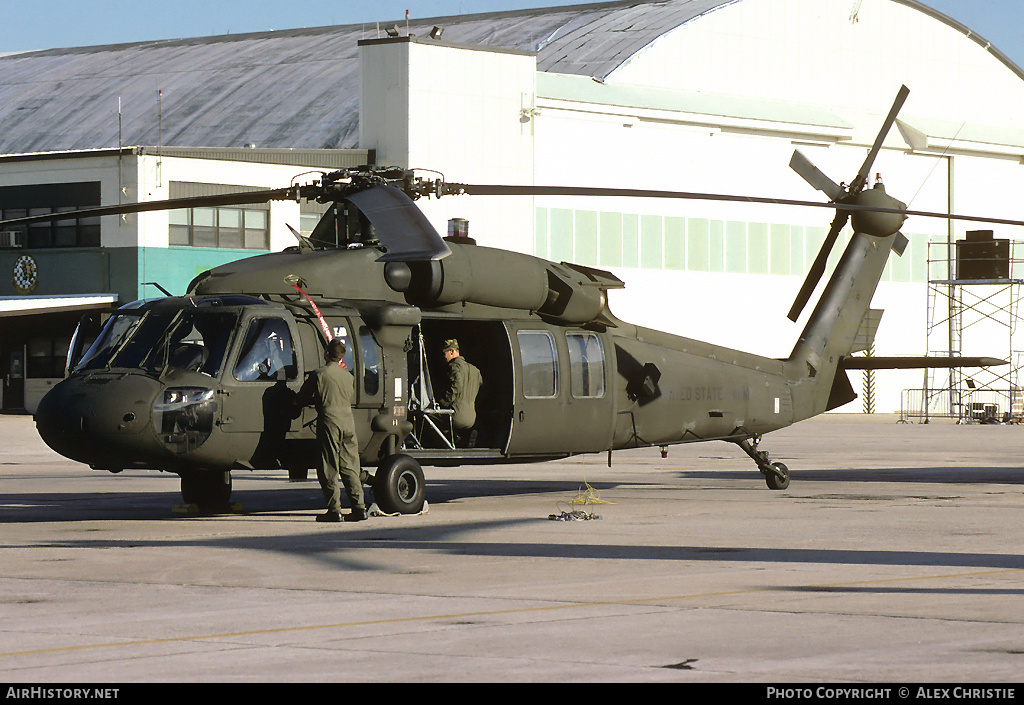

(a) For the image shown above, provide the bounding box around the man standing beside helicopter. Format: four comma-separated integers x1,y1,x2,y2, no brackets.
439,338,482,447
298,337,366,523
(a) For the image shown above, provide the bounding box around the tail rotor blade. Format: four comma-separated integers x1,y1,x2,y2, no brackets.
787,86,909,322
852,84,910,191
787,214,847,322
790,150,843,201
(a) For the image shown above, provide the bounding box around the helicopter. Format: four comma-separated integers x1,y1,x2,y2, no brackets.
2,85,1014,514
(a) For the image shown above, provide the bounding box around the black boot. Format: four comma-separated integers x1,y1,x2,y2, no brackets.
344,507,367,522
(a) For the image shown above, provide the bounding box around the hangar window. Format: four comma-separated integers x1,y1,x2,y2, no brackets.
169,207,268,250
26,336,72,379
0,182,101,248
168,182,270,250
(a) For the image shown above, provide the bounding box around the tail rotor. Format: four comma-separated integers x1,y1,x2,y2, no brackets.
786,85,910,322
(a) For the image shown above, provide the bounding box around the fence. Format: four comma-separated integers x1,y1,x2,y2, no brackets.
899,387,1024,423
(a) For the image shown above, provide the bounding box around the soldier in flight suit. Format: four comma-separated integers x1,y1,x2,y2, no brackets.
298,338,366,522
439,338,482,447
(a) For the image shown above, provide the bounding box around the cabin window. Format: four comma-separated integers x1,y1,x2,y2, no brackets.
325,324,358,380
566,332,606,398
330,326,353,371
233,317,298,381
517,330,558,398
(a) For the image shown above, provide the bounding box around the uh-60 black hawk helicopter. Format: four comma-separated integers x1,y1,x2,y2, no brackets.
4,86,1014,514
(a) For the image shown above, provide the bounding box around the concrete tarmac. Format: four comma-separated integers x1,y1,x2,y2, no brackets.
1,413,1023,683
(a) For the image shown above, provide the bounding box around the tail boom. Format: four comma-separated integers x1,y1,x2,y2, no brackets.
786,230,897,420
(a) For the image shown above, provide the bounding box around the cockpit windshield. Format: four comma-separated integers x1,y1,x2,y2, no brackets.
75,306,238,376
74,309,146,371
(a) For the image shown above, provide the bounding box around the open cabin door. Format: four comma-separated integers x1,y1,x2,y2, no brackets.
408,319,512,452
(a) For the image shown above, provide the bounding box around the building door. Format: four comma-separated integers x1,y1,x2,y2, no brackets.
1,344,25,411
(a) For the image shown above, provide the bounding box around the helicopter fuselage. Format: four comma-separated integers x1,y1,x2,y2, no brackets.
35,242,799,490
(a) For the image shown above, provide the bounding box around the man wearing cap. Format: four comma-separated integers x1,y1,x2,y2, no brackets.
439,338,482,445
297,337,367,522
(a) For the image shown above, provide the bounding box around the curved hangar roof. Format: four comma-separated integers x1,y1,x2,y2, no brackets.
0,0,1019,154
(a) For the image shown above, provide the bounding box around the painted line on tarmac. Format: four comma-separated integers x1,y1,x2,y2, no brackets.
1,568,1018,659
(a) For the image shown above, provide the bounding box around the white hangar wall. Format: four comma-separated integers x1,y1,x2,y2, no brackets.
525,0,1024,414
360,37,537,255
615,0,1024,127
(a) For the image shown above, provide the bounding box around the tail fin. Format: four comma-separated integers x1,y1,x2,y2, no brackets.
850,308,883,355
786,230,906,417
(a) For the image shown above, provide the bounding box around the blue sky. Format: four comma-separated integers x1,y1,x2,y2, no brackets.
1,1,1021,69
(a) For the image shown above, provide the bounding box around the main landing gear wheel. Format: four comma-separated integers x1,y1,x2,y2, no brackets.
765,462,790,490
372,454,426,515
180,470,232,509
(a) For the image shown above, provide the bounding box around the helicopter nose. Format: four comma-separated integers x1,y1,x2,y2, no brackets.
35,373,162,469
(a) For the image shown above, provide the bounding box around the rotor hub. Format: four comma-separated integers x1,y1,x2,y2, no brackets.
849,183,907,238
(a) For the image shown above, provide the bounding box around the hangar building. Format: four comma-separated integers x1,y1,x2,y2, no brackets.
2,0,1023,416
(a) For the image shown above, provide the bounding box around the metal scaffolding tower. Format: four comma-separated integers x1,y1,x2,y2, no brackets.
918,235,1024,423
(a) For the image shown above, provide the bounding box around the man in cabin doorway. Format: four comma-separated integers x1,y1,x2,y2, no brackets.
439,338,482,447
298,337,366,522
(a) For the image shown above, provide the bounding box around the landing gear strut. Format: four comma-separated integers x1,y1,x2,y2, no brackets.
734,435,790,490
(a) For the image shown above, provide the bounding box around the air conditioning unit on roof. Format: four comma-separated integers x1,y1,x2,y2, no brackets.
0,230,25,249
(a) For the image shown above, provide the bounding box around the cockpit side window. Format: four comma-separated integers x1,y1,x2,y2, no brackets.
358,326,380,396
189,312,236,376
323,321,380,401
232,317,298,381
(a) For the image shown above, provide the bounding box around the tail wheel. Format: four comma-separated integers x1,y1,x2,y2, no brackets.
372,454,426,515
765,462,790,490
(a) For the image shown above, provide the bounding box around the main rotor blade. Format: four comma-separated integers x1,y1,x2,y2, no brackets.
0,188,296,227
851,84,910,192
790,150,842,201
786,213,848,322
444,183,1024,229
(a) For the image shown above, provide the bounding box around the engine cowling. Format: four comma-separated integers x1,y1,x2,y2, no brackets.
384,242,618,323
